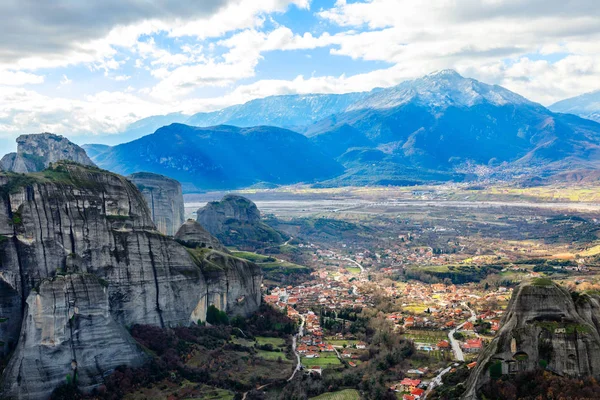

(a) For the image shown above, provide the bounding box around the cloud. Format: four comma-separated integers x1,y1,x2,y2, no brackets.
60,74,72,85
0,70,44,85
0,85,171,139
2,0,600,145
0,1,225,67
146,26,342,99
314,0,600,103
0,0,307,71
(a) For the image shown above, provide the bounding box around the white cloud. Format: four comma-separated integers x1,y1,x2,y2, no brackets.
2,0,600,144
314,0,600,104
0,70,44,85
60,75,72,85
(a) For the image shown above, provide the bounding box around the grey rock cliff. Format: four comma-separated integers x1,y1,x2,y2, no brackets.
1,133,95,173
185,248,262,319
128,172,185,236
462,280,600,399
2,274,147,400
0,162,262,399
197,194,283,249
175,219,229,253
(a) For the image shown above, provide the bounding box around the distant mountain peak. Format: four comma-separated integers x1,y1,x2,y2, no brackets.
550,89,600,123
348,69,533,112
426,69,463,79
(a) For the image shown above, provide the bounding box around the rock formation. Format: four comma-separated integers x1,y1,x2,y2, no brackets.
196,194,283,249
128,172,185,236
175,219,229,253
462,279,600,399
1,275,147,399
0,133,95,173
0,162,262,399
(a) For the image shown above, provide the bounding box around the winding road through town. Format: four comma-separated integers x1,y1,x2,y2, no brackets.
448,303,477,362
288,315,305,381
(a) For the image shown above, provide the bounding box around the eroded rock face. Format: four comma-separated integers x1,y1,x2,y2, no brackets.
197,194,283,249
186,249,262,319
175,219,228,253
462,281,600,399
2,275,147,400
0,133,95,173
0,163,262,398
128,172,185,236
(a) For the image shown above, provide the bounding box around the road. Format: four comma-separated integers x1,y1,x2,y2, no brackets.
343,257,364,274
448,303,477,362
287,315,305,382
241,317,301,400
448,323,466,362
283,236,293,246
242,383,273,400
423,366,452,399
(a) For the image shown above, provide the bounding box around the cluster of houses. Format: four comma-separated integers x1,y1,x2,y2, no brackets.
265,275,369,315
390,378,426,399
382,282,508,334
297,335,334,359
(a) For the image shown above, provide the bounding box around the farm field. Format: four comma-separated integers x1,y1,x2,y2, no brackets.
310,389,361,400
302,352,342,367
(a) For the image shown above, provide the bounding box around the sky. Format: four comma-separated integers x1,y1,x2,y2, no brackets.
1,0,600,151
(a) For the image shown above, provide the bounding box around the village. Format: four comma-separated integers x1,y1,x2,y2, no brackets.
262,245,513,399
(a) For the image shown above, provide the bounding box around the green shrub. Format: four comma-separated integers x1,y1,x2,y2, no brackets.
206,305,229,325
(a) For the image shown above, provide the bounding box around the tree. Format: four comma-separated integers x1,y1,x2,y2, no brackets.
206,305,229,325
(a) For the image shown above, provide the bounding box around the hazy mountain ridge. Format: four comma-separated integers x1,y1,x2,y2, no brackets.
85,71,600,189
186,91,374,130
550,90,600,123
92,124,344,192
306,71,600,183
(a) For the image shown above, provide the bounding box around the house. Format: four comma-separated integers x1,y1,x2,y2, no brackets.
297,345,308,354
308,366,322,376
406,369,425,376
305,351,319,358
264,295,279,304
403,395,415,400
356,341,367,349
399,378,421,391
437,340,450,350
342,350,352,358
411,388,425,399
462,321,474,331
323,344,335,352
467,362,478,369
462,338,483,353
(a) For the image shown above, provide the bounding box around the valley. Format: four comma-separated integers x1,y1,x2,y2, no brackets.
3,3,600,399
3,135,600,400
158,184,600,399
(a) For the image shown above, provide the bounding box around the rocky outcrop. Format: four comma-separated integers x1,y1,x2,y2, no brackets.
175,219,229,253
0,162,262,399
197,195,283,249
184,247,262,320
1,133,95,173
128,172,185,236
462,280,600,399
2,275,147,400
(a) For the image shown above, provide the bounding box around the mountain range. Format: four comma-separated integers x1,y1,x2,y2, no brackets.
91,124,343,192
550,90,600,123
87,70,600,191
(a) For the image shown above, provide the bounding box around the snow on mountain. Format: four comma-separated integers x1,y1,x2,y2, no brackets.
550,90,600,123
348,70,535,111
185,91,374,129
